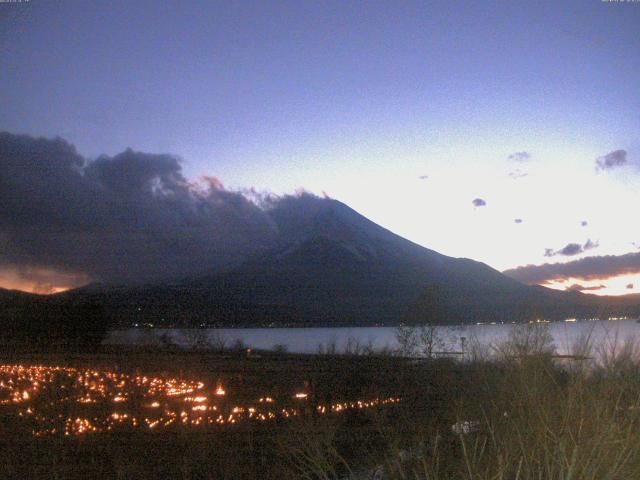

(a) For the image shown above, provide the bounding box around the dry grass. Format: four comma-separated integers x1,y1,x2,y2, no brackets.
3,325,640,479
282,324,640,480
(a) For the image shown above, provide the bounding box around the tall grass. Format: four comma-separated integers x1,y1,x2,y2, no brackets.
284,324,640,479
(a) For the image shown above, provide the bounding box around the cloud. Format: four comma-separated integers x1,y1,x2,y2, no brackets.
0,132,281,286
581,220,588,227
514,218,523,224
565,283,606,292
472,198,486,207
0,265,90,294
507,151,531,162
557,243,583,256
506,153,530,179
508,169,528,180
595,149,627,172
503,251,640,285
627,283,635,290
545,243,582,257
544,239,599,257
583,239,599,251
418,175,429,180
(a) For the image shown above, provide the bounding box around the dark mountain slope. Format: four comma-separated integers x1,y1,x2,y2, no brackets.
0,287,40,301
183,198,575,326
3,196,639,327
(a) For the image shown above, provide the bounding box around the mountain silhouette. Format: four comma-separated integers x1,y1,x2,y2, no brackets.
2,196,639,327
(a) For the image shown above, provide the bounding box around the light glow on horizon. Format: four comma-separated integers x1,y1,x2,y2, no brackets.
544,273,639,297
0,266,90,295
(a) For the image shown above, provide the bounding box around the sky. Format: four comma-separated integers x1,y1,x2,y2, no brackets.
1,0,639,295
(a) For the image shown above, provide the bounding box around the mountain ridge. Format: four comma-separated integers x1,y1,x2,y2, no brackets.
2,196,639,327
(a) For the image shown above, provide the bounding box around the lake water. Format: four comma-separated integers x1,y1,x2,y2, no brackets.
105,319,640,357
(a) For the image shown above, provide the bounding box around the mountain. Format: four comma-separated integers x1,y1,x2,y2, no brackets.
0,287,37,301
184,197,537,325
0,286,110,347
3,196,639,327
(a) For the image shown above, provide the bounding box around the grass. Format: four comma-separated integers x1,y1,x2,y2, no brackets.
280,324,640,479
2,324,640,479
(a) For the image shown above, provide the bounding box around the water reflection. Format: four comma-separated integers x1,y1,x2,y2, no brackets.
106,319,640,356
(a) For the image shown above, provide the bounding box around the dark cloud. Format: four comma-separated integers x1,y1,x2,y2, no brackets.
0,132,281,285
544,239,599,257
557,243,583,256
583,239,598,251
507,151,531,162
472,198,486,207
627,283,635,290
565,283,606,292
581,220,588,227
514,218,523,224
503,251,640,285
86,149,186,198
595,149,627,172
545,243,582,257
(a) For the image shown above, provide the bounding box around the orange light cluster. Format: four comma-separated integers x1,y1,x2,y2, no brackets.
0,364,400,437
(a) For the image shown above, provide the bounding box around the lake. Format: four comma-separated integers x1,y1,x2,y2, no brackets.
105,318,640,357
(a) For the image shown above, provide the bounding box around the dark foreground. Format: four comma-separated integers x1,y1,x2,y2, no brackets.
2,332,640,479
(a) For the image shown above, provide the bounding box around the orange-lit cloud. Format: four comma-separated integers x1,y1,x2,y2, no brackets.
0,266,90,294
503,251,640,286
542,273,639,297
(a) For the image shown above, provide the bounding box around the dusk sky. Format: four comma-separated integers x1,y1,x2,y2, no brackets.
1,0,639,295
